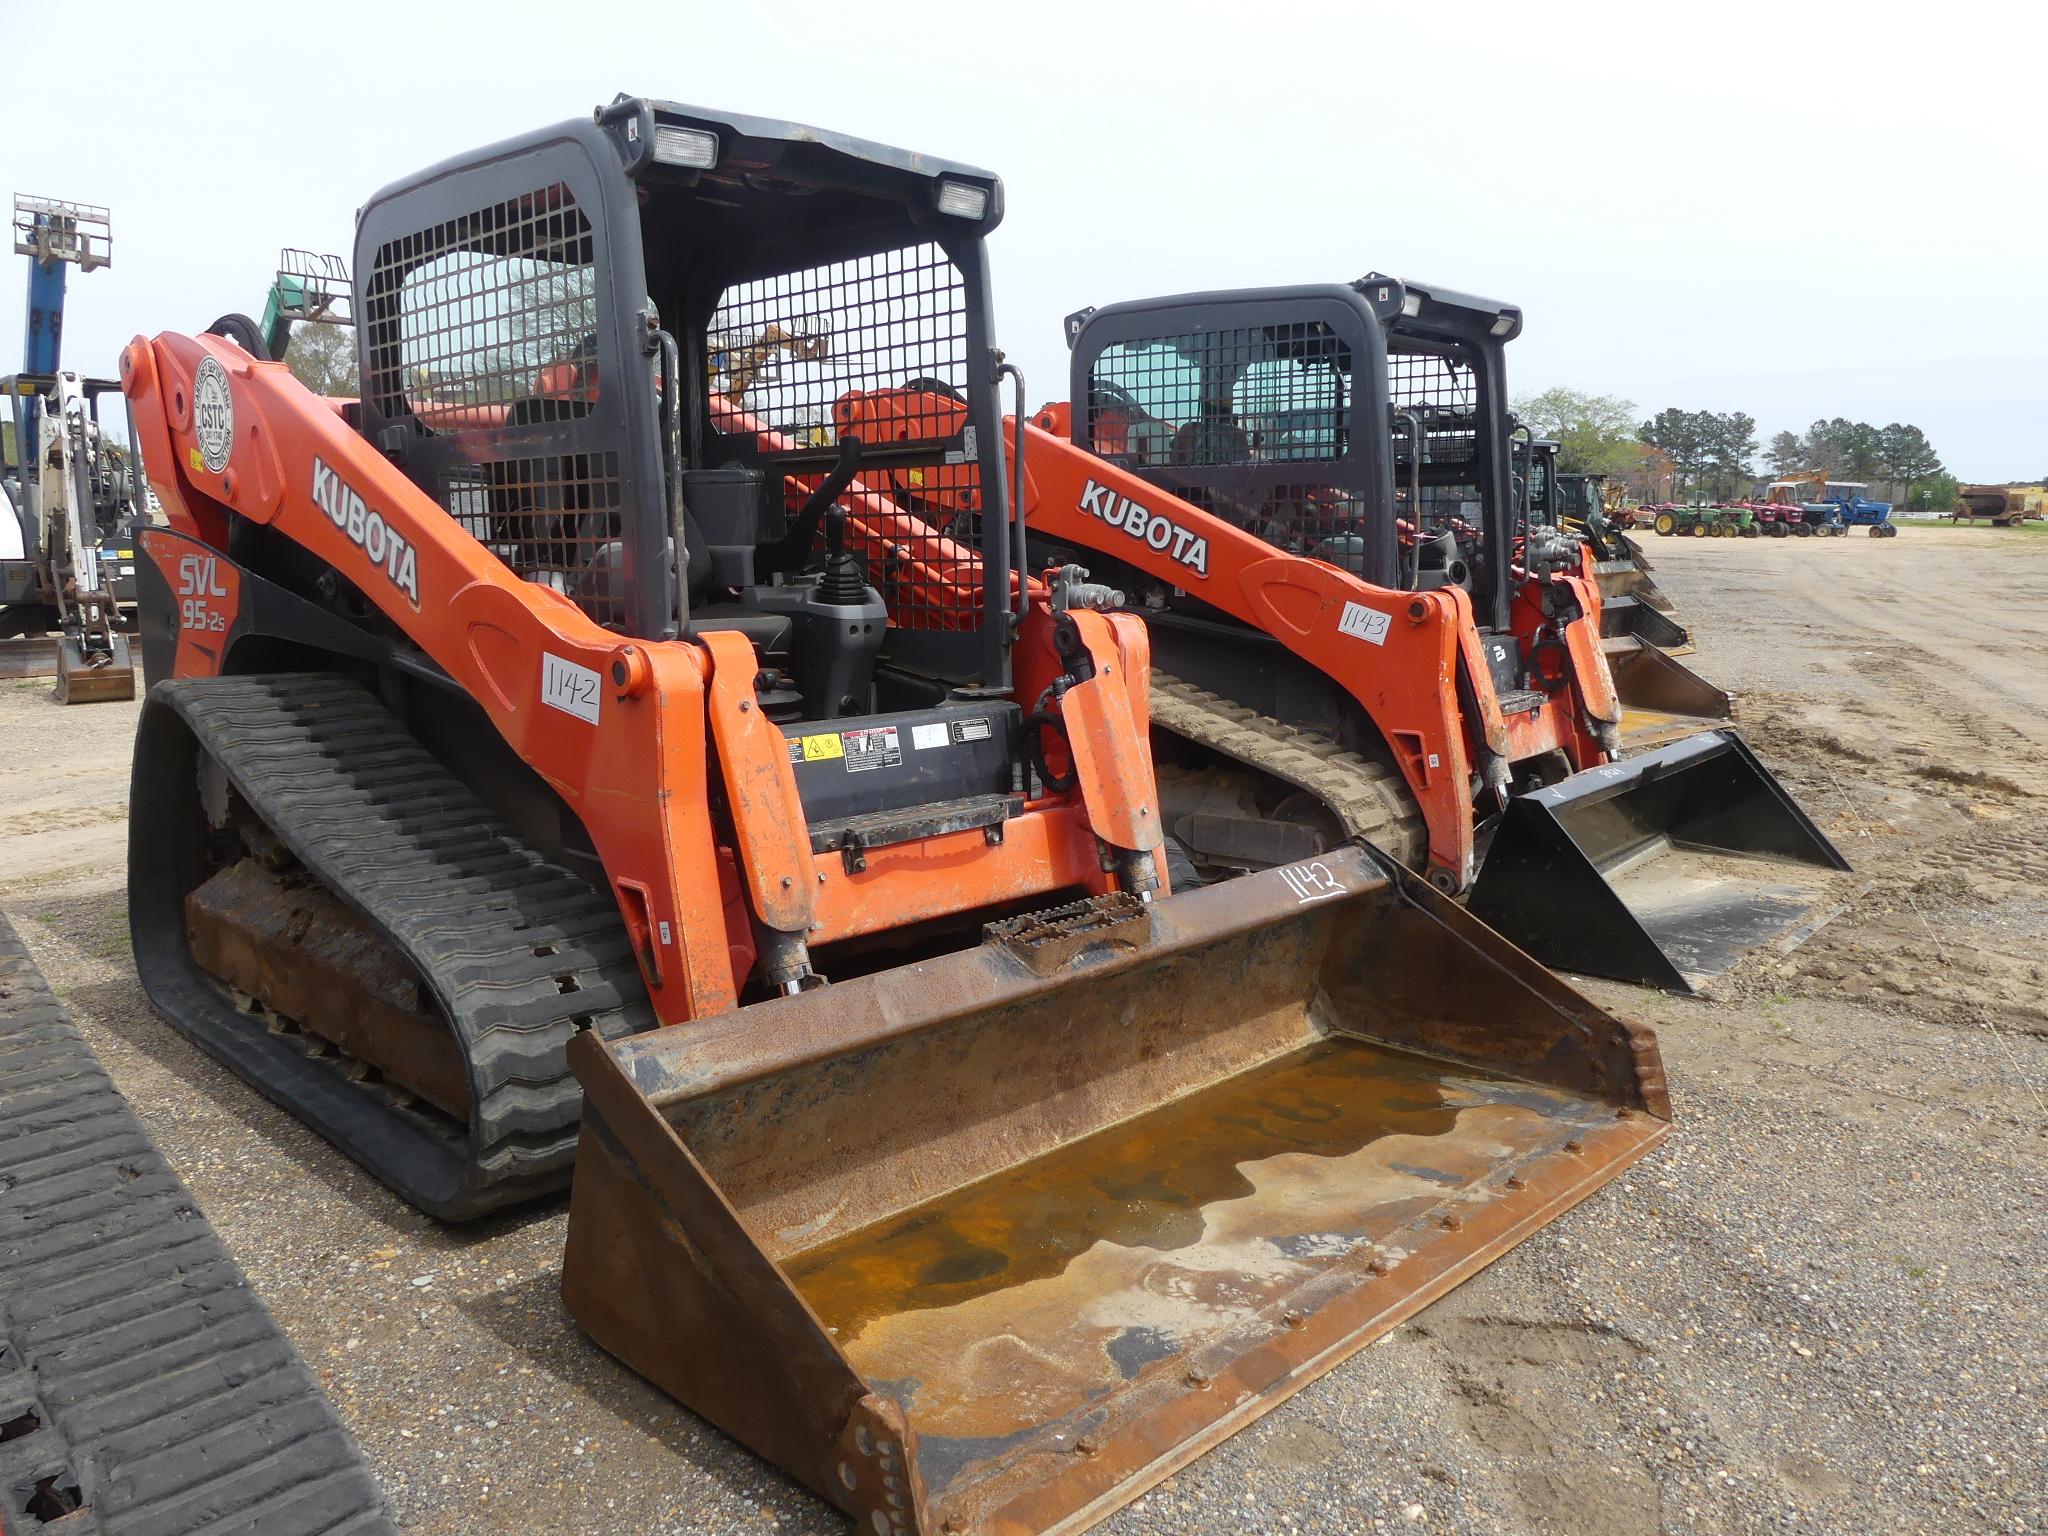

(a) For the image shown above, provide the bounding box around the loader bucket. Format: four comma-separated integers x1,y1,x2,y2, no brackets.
1593,552,1677,614
1605,639,1732,753
1469,729,1851,993
564,847,1669,1536
51,631,137,704
1599,591,1690,650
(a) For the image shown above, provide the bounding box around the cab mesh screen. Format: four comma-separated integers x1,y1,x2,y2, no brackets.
710,243,983,628
365,186,626,624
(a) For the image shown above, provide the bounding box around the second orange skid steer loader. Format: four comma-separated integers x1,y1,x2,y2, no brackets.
122,101,1668,1536
842,280,1843,991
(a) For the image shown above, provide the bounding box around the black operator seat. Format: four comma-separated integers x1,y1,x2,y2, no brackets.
680,496,794,651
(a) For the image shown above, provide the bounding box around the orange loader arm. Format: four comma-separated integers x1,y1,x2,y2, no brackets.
124,333,1157,1023
1007,416,1621,888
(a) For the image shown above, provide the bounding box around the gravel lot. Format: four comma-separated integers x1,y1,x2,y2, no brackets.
3,520,2042,1535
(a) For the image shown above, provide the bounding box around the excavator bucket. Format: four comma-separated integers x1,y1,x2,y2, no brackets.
1470,729,1851,993
564,846,1669,1536
51,630,136,704
1606,639,1732,754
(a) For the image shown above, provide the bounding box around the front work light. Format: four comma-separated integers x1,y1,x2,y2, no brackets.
1490,314,1516,337
935,179,989,220
653,125,720,169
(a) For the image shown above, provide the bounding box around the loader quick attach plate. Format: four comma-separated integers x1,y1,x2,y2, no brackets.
1469,729,1852,993
0,913,395,1536
563,845,1671,1536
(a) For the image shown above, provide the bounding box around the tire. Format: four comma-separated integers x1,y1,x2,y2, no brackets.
1709,521,1727,538
1768,521,1788,538
1689,521,1708,538
1654,512,1678,536
1742,522,1761,538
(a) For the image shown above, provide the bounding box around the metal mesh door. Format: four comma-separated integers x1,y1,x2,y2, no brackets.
708,243,983,628
1086,323,1370,566
364,186,627,623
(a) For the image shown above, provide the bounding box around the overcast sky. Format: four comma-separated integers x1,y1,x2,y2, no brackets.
10,1,2042,479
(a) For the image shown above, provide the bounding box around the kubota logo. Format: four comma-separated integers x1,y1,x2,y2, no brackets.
312,458,420,608
1077,479,1209,578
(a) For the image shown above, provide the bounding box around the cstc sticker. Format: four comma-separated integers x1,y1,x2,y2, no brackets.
192,357,235,473
540,653,602,725
1337,600,1391,647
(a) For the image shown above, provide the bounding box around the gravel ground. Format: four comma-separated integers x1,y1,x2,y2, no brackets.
2,521,2043,1535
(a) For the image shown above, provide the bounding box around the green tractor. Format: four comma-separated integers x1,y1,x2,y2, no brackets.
1650,503,1759,539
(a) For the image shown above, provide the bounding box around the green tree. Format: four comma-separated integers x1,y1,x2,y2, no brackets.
1705,411,1758,499
1913,472,1958,512
1766,430,1804,475
282,323,359,397
1639,408,1716,496
1803,417,1883,480
1876,423,1942,504
1511,387,1640,476
1641,407,1756,498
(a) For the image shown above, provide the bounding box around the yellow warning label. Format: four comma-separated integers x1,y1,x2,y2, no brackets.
801,733,845,762
188,446,205,473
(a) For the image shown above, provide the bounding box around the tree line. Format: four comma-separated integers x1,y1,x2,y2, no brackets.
1513,387,1952,508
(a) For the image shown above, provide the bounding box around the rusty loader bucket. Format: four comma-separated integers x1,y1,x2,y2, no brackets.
1470,729,1851,993
563,846,1669,1536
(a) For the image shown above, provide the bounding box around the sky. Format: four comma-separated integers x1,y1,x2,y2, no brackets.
8,0,2043,481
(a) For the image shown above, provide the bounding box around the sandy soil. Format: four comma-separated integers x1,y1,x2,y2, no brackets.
2,520,2042,1535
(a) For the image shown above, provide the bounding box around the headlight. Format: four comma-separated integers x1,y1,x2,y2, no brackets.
934,179,989,220
652,125,719,169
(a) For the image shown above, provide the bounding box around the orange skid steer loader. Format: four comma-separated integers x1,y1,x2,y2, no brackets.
122,102,1667,1535
841,280,1844,992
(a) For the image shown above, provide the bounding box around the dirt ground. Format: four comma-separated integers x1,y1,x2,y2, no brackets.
3,521,2042,1536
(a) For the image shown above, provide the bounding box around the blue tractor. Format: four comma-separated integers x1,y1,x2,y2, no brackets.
1802,481,1898,538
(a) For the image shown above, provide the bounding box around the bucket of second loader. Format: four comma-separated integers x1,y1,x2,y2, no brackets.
564,843,1669,1536
1468,728,1851,993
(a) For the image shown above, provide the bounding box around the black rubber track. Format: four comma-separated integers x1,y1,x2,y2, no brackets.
128,675,655,1220
0,912,397,1536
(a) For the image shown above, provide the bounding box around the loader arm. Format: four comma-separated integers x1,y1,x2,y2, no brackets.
1006,416,1613,884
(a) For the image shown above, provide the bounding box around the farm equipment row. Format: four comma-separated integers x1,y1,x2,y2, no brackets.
1638,497,1898,538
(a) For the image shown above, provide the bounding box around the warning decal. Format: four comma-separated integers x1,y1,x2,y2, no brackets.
842,725,902,773
799,733,845,762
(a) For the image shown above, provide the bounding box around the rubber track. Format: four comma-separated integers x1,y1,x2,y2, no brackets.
148,675,654,1218
0,912,396,1536
1149,672,1430,870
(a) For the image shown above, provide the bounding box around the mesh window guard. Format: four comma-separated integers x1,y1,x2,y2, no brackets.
1087,325,1372,567
1386,346,1482,533
365,186,625,623
710,243,982,629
